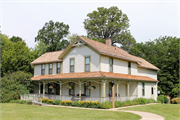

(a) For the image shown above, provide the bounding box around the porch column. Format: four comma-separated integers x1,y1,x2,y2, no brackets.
43,81,45,98
79,80,81,101
136,82,138,98
39,82,41,95
102,80,106,102
59,81,62,100
116,80,119,101
127,83,130,100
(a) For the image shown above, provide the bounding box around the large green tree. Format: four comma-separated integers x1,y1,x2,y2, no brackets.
35,20,70,52
1,33,35,77
83,6,136,51
0,71,33,102
129,36,179,98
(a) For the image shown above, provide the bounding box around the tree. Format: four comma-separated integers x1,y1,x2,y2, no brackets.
68,33,78,42
32,41,48,59
83,6,136,51
10,36,23,43
0,71,33,102
129,36,179,98
1,34,35,77
35,20,70,52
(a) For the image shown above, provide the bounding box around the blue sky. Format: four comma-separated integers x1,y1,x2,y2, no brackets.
1,0,179,48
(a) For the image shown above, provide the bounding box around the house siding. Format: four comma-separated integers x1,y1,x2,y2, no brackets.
34,65,41,76
101,55,109,72
63,45,100,73
114,58,128,74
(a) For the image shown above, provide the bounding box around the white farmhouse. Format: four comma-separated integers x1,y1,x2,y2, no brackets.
30,36,159,102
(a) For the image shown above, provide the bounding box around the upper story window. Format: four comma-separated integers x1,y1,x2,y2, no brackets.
70,58,74,73
57,62,61,74
110,58,113,72
49,63,52,74
85,57,90,72
128,62,131,74
41,64,45,75
142,83,145,96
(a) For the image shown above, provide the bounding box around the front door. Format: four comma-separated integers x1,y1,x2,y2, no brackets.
151,86,154,99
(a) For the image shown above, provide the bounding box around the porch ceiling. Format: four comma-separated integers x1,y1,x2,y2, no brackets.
31,71,158,82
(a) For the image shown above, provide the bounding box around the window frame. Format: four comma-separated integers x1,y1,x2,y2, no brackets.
69,82,75,95
142,83,145,96
49,63,53,75
128,62,131,74
109,58,113,72
41,64,45,75
69,58,75,73
84,56,91,72
57,62,61,74
84,81,91,96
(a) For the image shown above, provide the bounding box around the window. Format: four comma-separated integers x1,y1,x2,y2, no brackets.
70,58,74,73
84,82,90,96
85,57,90,72
49,63,52,74
57,63,61,74
109,82,112,97
142,83,145,96
69,82,74,95
41,64,45,75
110,58,113,72
151,87,154,95
128,62,131,74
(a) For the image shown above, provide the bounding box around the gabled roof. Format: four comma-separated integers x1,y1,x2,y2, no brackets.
59,36,159,70
31,71,158,82
31,36,159,70
31,50,64,64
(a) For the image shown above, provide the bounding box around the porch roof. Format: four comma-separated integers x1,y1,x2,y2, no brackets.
31,71,158,82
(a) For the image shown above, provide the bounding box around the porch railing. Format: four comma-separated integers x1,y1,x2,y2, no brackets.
21,94,138,103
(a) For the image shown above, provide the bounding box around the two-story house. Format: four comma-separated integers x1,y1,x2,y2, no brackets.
31,36,159,102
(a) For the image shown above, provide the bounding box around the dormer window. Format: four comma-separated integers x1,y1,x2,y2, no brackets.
49,63,52,74
110,58,113,72
57,63,60,74
41,64,45,75
70,58,74,73
128,62,131,74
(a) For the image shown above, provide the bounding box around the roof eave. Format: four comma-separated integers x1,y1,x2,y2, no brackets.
137,65,160,71
30,60,63,65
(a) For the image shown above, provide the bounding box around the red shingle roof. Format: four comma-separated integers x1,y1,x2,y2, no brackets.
31,36,159,70
31,71,157,82
31,50,64,64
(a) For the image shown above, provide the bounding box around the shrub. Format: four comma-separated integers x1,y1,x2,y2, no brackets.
53,100,61,105
48,100,53,104
42,98,49,103
60,100,72,106
171,97,180,104
72,101,79,106
99,103,112,109
157,95,169,104
26,100,32,105
146,98,156,103
19,100,26,104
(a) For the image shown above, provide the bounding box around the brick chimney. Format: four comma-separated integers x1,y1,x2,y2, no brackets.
106,38,111,46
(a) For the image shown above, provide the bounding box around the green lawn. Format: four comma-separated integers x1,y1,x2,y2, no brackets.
120,104,180,120
1,103,141,120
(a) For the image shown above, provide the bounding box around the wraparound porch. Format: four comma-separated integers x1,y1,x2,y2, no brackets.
32,79,138,102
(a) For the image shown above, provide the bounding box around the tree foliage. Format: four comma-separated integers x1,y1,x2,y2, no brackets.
83,6,136,51
10,36,23,43
1,34,35,77
35,20,70,52
0,71,33,102
129,36,179,98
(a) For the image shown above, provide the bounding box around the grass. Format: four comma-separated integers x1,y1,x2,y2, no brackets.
0,103,141,120
120,104,180,120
